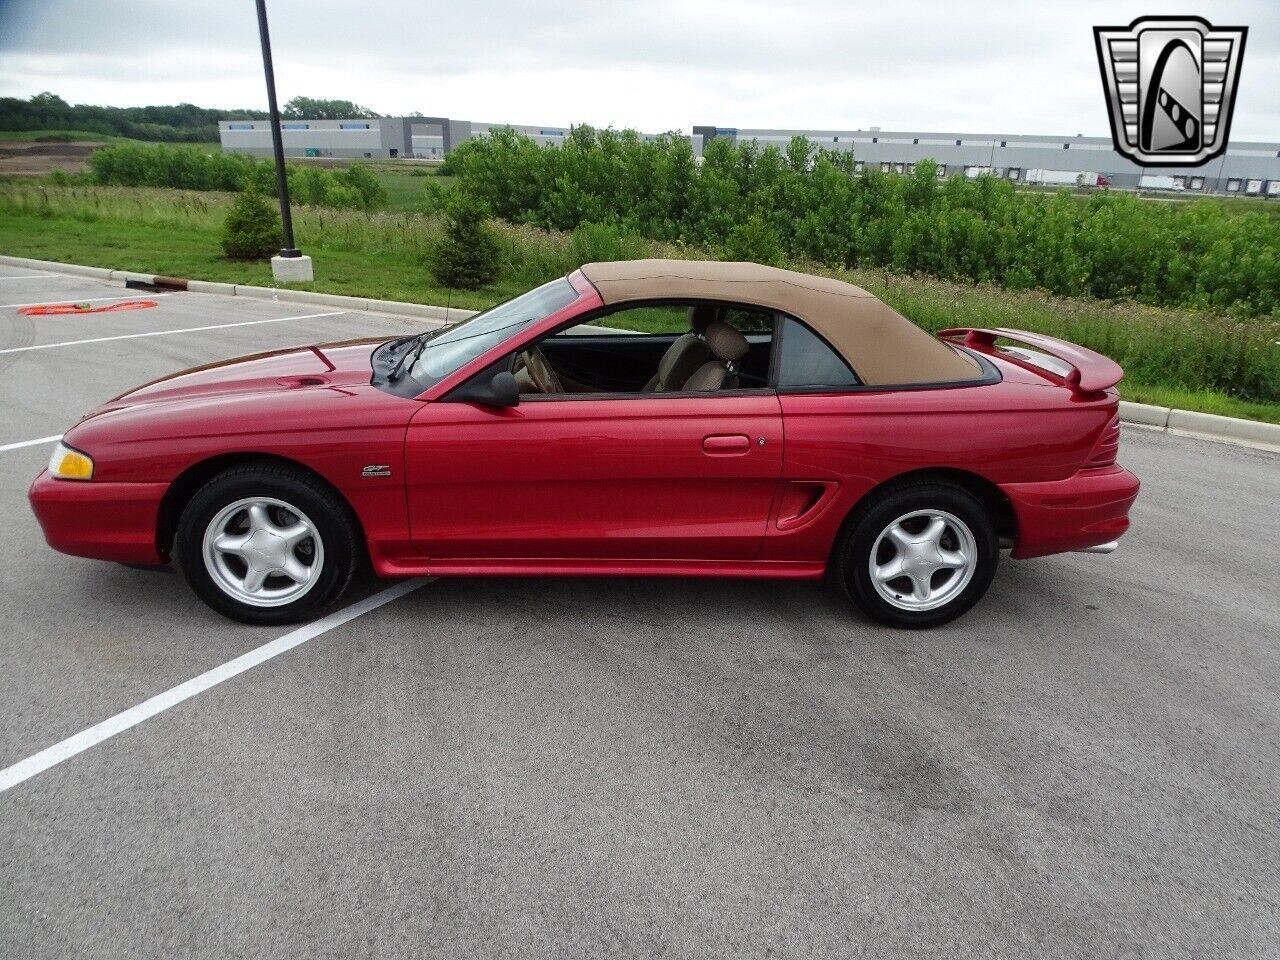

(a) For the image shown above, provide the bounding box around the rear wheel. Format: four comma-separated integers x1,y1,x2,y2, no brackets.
835,482,998,629
176,464,360,625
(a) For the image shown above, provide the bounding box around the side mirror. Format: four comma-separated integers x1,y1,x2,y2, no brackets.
450,370,520,408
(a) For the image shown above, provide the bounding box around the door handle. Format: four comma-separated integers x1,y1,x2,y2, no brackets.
702,434,751,455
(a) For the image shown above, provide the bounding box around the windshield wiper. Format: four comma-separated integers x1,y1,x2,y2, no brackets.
386,324,458,383
387,317,536,384
387,334,429,383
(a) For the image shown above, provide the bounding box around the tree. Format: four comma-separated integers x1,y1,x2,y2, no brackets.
282,96,381,119
721,213,784,266
428,191,504,289
221,181,283,260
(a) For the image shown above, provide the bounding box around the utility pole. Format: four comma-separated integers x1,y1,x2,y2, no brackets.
255,0,313,281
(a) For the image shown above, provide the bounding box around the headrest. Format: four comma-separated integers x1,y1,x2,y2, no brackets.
689,304,719,335
703,319,748,363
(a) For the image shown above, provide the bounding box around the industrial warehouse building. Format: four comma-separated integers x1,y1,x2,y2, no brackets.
218,117,688,162
219,117,1280,197
695,126,1280,196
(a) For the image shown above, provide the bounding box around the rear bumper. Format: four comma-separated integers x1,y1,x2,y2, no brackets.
1001,465,1139,559
28,470,168,565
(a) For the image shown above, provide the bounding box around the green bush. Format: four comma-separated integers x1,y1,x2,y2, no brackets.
338,163,387,211
428,191,504,289
445,126,1280,320
721,212,784,266
568,221,650,265
88,143,387,212
220,181,282,260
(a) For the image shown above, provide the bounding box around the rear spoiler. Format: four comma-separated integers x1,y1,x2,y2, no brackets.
938,327,1124,396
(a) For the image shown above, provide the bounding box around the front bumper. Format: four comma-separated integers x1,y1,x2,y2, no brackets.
28,470,168,565
1001,465,1140,559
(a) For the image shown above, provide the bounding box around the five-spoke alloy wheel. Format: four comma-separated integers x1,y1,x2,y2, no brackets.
202,497,325,608
176,464,361,625
837,481,998,628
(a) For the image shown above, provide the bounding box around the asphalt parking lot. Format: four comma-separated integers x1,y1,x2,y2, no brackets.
1,262,1278,959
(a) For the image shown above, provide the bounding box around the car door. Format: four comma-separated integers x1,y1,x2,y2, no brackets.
404,391,783,562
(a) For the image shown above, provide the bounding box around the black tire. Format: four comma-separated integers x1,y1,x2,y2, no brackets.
834,481,998,629
175,463,361,625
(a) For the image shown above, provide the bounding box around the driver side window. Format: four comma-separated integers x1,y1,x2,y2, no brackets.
513,302,776,398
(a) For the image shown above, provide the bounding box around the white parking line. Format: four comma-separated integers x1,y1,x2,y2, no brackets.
0,310,345,355
0,293,173,310
0,434,61,453
0,577,430,795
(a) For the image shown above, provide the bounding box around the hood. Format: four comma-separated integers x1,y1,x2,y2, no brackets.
99,338,387,411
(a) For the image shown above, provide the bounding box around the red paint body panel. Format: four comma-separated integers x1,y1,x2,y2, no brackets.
28,470,168,565
27,279,1141,582
405,393,783,561
1002,465,1140,558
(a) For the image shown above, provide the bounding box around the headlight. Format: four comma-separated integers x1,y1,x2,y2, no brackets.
48,441,94,480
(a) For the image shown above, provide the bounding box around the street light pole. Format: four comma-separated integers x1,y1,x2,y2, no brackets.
254,0,313,279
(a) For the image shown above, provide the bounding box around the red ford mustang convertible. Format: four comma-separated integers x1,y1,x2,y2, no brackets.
29,260,1139,628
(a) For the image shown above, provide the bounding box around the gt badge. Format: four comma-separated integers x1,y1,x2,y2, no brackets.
362,464,392,478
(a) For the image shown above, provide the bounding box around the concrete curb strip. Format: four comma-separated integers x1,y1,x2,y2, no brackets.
0,254,113,281
1118,400,1170,428
2,253,1277,454
185,279,237,296
1166,408,1280,453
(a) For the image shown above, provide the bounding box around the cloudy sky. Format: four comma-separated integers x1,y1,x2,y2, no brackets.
1,0,1275,139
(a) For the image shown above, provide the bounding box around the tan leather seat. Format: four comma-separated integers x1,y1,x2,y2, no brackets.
682,319,749,391
643,305,717,391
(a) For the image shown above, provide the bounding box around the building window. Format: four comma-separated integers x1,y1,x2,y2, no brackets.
894,162,906,174
905,163,915,175
1189,176,1205,190
1007,167,1021,180
339,122,370,130
833,136,839,143
955,139,962,146
540,130,563,137
1227,178,1242,192
282,122,308,130
1000,140,1007,148
936,163,947,177
1063,143,1070,149
228,122,253,130
872,137,878,143
854,160,865,173
912,138,919,144
880,162,891,172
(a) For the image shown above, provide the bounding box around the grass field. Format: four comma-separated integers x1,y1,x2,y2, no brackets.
0,129,119,142
374,168,455,214
1,181,1276,423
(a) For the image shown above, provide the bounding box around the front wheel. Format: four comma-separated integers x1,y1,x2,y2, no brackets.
176,464,361,625
835,482,998,629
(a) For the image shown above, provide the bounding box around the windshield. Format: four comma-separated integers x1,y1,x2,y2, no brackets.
410,278,577,387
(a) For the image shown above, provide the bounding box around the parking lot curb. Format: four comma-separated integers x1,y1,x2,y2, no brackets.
1117,400,1170,429
1166,408,1280,453
0,253,114,281
3,253,1277,454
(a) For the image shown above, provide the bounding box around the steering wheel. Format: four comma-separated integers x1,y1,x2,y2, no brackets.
515,346,564,394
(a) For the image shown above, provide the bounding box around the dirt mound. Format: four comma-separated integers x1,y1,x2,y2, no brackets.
0,139,105,174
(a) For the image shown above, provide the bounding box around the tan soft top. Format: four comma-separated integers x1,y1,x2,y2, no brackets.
580,260,981,385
